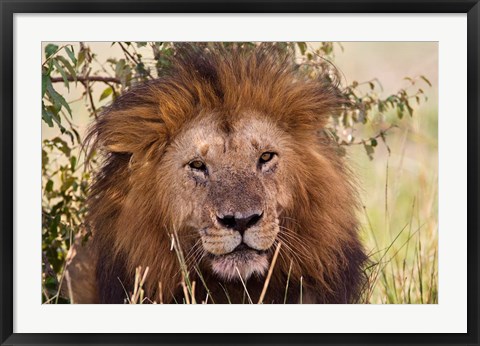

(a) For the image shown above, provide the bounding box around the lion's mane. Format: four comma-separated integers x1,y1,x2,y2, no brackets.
85,43,367,304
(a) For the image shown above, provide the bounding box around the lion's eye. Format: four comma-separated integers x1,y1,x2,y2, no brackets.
259,152,275,164
189,160,207,171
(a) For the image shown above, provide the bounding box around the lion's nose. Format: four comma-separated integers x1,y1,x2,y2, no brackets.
216,212,263,235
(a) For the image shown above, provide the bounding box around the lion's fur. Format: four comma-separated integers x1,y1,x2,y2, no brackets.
69,43,367,304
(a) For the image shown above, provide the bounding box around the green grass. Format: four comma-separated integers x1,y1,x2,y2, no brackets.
354,106,438,304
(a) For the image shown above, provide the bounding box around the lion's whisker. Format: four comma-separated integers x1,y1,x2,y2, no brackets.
275,236,303,265
280,216,302,228
278,224,308,241
277,227,312,256
278,227,313,251
273,239,289,268
185,242,204,267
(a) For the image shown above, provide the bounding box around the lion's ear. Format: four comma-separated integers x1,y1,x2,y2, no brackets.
89,106,166,156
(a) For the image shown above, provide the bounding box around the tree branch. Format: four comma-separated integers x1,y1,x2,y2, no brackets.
50,76,121,84
340,125,397,146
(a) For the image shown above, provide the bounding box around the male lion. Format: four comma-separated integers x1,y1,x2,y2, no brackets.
66,43,367,304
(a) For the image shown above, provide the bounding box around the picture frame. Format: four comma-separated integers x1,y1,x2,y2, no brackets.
1,0,479,345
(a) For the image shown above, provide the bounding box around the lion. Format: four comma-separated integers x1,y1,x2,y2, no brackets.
66,43,367,304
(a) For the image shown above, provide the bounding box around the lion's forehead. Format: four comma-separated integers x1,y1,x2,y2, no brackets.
175,113,286,162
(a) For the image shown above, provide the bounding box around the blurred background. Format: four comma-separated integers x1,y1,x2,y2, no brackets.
42,42,438,304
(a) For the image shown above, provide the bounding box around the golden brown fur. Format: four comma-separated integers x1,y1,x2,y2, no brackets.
70,43,367,304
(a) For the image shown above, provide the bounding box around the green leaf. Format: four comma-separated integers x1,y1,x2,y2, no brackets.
65,46,77,65
52,59,69,89
77,49,86,67
49,214,60,237
297,42,307,55
61,176,75,192
42,107,53,127
378,101,385,113
46,58,55,75
42,74,50,98
45,44,59,59
57,56,77,82
321,42,333,55
46,79,72,116
46,180,54,193
397,105,404,119
385,95,396,107
71,128,81,145
99,87,113,101
405,100,414,116
115,59,126,78
70,156,77,170
420,75,432,87
44,276,57,289
64,130,75,144
52,137,71,157
42,149,49,168
363,143,375,160
397,108,403,119
46,105,66,133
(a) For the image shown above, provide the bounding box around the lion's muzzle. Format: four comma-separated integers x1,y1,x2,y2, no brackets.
197,169,280,280
216,212,263,234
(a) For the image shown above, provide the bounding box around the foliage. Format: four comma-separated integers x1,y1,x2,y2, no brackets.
41,42,433,303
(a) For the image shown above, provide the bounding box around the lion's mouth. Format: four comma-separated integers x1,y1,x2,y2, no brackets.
230,242,267,255
208,243,270,281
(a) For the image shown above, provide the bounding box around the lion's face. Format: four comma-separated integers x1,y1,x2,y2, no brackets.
161,112,294,281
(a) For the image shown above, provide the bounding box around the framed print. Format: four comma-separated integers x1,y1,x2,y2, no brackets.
1,1,479,345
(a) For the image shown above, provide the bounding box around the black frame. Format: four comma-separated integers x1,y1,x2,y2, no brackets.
1,0,479,345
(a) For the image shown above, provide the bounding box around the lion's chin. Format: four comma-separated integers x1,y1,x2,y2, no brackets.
210,249,269,281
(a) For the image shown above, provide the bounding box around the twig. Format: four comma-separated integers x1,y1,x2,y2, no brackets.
42,252,57,280
118,42,139,65
191,281,196,304
50,76,121,84
117,42,154,79
130,266,149,304
131,267,140,304
85,79,98,119
104,81,119,98
181,280,191,304
258,242,282,304
340,125,397,146
235,267,253,304
64,270,74,304
283,260,293,304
